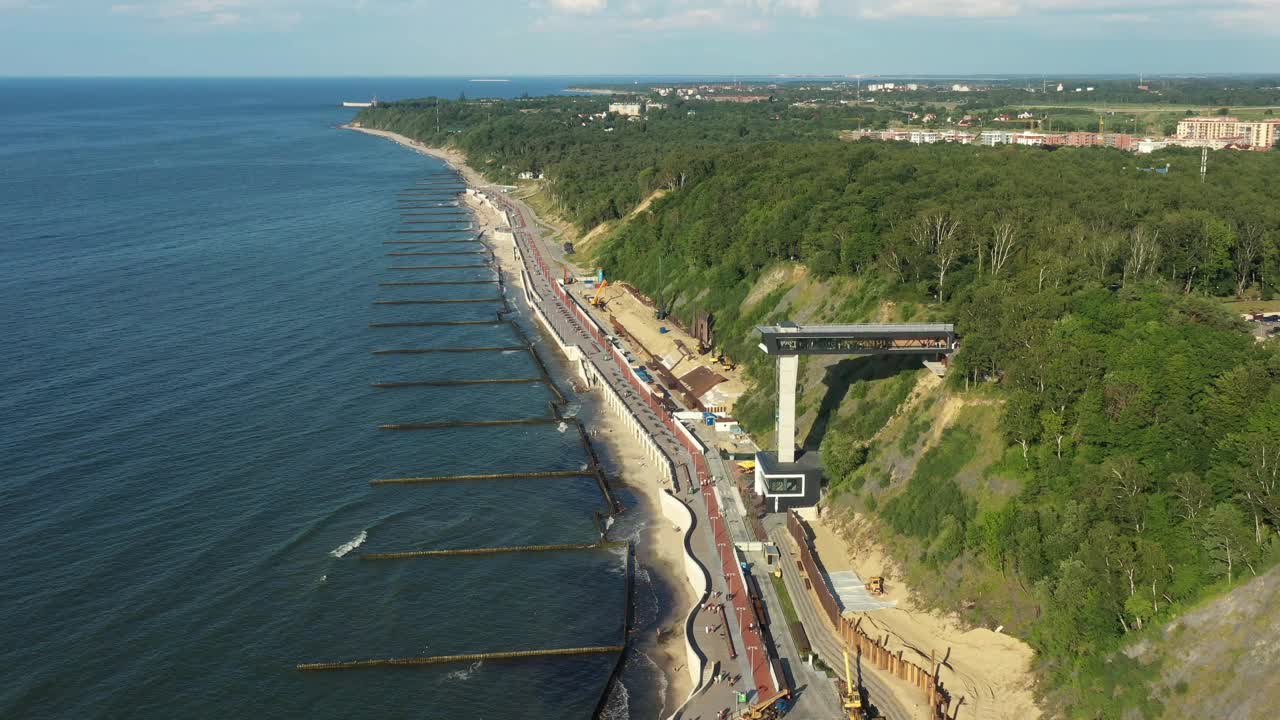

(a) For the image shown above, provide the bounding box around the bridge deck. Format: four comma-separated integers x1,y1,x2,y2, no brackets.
756,322,955,356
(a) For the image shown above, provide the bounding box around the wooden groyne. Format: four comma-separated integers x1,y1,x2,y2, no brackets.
384,239,483,245
507,321,565,406
398,204,460,209
369,469,591,485
368,320,504,328
379,417,559,430
296,645,624,672
372,298,502,305
386,250,487,256
371,346,527,354
378,280,498,286
360,541,626,560
403,220,471,225
371,378,543,389
395,229,475,235
387,264,491,270
594,544,636,719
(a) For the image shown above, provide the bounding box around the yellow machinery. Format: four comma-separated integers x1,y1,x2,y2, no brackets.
866,577,884,596
843,650,866,719
588,279,609,308
742,689,790,719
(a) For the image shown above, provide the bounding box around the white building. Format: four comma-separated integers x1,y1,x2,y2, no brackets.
979,130,1014,146
1136,139,1169,154
608,102,642,117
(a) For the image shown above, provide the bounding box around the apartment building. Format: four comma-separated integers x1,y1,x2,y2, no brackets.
1176,117,1280,150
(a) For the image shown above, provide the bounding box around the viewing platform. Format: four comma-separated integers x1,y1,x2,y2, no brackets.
756,322,956,356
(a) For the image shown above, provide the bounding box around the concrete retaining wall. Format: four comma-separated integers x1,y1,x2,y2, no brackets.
659,489,709,695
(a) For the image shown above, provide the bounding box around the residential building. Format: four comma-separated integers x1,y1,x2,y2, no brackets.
1104,134,1137,151
979,130,1014,146
1065,132,1104,147
608,102,642,117
708,95,769,103
1176,117,1280,150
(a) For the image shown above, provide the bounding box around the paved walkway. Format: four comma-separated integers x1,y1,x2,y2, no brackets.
486,188,764,720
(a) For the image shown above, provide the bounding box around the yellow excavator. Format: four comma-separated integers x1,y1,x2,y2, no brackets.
843,650,867,719
587,279,609,308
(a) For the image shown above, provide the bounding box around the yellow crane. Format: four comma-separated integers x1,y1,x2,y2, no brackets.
843,649,866,719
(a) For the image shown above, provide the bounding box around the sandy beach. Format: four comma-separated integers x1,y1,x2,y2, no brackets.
346,123,696,714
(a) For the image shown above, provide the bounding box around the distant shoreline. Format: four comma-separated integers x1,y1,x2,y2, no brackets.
563,87,622,95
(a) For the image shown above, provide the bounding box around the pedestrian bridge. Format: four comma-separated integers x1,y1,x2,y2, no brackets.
756,322,956,356
753,322,957,510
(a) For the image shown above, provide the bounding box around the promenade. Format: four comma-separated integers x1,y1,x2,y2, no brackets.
462,178,924,720
486,189,764,719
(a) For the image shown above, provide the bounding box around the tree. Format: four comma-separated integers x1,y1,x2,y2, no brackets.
1233,221,1265,297
1122,227,1159,285
989,220,1020,277
1172,472,1213,522
1224,426,1280,543
1202,503,1254,584
911,212,963,300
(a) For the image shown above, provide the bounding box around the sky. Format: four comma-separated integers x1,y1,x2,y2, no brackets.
0,0,1277,76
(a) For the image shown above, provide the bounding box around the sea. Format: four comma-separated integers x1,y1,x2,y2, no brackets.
0,78,674,720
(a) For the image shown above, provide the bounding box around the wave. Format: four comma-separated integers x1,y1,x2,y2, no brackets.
445,660,482,682
597,673,630,720
558,421,569,433
328,530,367,558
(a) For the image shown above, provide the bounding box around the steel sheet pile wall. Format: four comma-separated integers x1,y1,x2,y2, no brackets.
786,512,953,720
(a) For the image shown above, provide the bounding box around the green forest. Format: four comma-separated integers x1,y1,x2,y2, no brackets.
356,95,1280,717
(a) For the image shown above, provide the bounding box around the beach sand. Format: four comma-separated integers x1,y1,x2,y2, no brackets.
346,123,697,715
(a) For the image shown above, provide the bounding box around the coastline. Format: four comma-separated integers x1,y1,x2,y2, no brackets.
344,123,696,714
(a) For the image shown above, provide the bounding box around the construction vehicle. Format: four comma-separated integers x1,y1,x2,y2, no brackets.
741,688,791,719
865,577,884,596
562,266,574,285
842,650,867,719
716,353,738,371
588,279,609,308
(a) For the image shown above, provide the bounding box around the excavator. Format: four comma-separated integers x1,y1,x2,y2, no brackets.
586,279,609,308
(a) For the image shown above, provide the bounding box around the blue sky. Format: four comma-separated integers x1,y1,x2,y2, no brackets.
0,0,1276,76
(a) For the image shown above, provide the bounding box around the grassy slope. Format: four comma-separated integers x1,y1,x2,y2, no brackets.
690,263,1036,634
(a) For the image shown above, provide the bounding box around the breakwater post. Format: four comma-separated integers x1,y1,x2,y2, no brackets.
296,645,624,672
